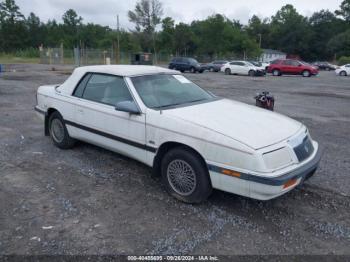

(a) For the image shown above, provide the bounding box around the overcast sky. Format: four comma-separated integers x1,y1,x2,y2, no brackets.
16,0,343,29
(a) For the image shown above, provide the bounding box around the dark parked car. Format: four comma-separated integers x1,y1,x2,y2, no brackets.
168,57,204,73
312,62,336,71
206,60,228,72
268,59,318,77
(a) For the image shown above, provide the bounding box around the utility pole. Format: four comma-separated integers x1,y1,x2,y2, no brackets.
116,14,120,64
258,34,262,49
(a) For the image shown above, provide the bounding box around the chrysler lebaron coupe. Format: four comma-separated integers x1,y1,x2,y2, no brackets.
35,65,321,203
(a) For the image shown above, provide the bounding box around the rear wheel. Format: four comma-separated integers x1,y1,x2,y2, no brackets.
225,68,231,75
248,70,255,77
340,71,347,76
302,70,311,77
272,69,281,76
161,147,212,203
49,111,75,149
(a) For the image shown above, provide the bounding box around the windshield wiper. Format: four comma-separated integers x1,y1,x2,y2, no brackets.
151,102,184,109
151,99,208,109
187,98,206,103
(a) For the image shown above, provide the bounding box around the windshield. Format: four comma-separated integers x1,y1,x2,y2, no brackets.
250,61,262,67
189,58,199,64
300,61,311,66
245,61,256,67
131,74,214,109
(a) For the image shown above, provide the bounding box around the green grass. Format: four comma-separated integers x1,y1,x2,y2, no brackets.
0,56,40,64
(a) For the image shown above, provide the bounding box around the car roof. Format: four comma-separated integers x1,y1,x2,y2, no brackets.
74,65,178,77
57,65,180,95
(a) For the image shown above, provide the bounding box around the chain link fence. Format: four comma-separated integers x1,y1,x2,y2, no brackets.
39,47,260,66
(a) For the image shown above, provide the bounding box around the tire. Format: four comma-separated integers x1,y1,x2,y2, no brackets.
272,69,280,76
161,147,212,203
199,70,204,74
340,71,347,76
248,70,255,77
190,67,196,73
302,70,311,77
49,111,75,149
225,68,231,75
180,70,185,73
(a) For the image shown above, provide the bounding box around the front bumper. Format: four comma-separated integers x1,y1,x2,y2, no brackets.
255,70,266,76
208,143,322,200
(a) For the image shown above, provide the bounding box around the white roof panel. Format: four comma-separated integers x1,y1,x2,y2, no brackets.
75,65,178,77
57,65,179,95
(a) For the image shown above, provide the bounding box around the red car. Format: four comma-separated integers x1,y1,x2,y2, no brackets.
268,59,319,77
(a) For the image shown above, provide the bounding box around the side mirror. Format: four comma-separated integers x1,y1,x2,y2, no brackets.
115,101,141,115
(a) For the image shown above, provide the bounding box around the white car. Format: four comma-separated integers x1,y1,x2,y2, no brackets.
261,62,270,70
221,61,265,76
35,65,321,203
335,64,350,76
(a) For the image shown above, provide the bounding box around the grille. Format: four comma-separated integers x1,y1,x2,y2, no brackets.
293,136,314,162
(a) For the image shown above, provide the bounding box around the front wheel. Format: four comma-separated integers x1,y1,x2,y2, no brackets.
248,70,255,77
302,70,311,77
49,111,75,149
272,69,281,76
161,147,212,203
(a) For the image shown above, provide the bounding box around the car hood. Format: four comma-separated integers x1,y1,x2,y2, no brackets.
164,99,302,150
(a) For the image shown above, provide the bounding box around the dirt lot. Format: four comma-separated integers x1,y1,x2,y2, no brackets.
0,64,349,256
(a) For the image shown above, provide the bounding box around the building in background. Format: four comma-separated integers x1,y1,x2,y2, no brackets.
260,49,286,62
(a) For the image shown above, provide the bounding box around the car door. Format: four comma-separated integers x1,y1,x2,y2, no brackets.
290,60,302,74
346,64,350,75
71,73,147,163
175,58,183,71
281,60,294,74
239,62,249,75
229,62,238,74
177,58,185,71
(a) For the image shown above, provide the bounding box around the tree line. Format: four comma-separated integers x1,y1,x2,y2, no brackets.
0,0,350,61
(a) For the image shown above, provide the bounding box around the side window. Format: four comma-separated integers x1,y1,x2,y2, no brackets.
82,74,133,106
282,60,292,65
291,60,300,66
73,73,91,97
230,62,237,65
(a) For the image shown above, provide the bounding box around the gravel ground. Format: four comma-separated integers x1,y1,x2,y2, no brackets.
0,64,349,256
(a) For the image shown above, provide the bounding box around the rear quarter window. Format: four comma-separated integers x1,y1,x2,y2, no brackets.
73,73,91,97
